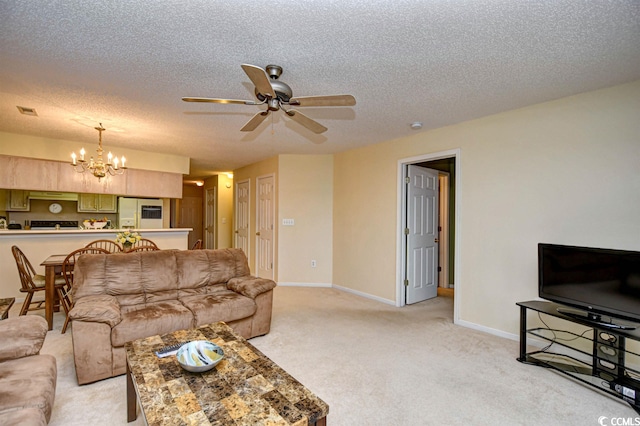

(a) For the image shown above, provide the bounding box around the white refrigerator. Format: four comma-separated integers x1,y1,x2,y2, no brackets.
118,198,164,229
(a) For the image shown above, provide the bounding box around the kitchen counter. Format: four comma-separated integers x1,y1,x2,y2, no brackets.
0,228,192,301
0,228,186,235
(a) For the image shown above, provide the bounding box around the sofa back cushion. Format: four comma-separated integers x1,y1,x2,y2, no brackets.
73,248,252,306
74,250,179,306
175,248,250,297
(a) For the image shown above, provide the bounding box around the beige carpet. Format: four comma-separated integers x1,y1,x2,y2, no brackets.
13,286,637,425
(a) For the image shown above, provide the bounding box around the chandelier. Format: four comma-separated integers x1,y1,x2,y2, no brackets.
70,124,126,181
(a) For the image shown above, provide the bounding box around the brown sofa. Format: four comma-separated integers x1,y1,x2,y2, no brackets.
69,248,276,385
0,315,57,425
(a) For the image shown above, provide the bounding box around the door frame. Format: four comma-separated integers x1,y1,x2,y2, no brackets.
438,172,450,288
396,149,461,322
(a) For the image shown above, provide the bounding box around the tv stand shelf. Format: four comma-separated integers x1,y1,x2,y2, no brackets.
517,301,640,413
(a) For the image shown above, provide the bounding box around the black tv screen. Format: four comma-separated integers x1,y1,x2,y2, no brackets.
538,243,640,324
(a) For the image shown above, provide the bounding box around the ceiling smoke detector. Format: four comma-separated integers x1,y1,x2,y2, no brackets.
17,106,38,116
410,122,423,130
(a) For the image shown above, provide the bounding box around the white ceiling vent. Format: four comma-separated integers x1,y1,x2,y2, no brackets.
16,106,38,116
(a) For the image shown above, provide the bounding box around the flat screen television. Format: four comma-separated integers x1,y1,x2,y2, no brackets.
538,243,640,329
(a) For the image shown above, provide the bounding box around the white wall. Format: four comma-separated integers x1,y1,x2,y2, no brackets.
333,80,640,336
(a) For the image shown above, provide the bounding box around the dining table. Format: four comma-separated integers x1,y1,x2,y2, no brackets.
40,254,70,331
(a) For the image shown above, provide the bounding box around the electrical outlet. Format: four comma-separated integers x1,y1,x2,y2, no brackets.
282,218,295,226
311,260,317,267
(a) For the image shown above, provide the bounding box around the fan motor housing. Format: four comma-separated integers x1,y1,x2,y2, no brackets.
255,64,293,102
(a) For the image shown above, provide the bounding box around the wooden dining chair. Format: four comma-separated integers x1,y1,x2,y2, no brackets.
60,247,110,333
128,245,160,253
129,238,159,251
190,239,203,250
11,245,69,317
85,239,123,253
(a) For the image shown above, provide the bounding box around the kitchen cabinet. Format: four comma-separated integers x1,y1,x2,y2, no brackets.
77,194,117,213
6,190,30,211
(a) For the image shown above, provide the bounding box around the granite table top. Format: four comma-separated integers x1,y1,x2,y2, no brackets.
125,322,329,425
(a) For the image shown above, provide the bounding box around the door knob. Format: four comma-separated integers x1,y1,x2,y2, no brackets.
434,238,439,243
256,232,261,236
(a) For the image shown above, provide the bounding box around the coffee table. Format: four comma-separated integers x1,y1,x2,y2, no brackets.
125,322,329,425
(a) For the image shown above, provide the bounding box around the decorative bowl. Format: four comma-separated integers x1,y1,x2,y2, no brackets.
176,340,224,373
83,220,107,229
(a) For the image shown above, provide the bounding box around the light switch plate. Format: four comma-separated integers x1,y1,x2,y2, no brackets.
282,218,295,226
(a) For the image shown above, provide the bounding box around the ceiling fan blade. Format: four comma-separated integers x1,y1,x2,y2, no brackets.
241,111,270,132
288,94,356,107
285,109,328,134
182,97,258,105
241,64,275,98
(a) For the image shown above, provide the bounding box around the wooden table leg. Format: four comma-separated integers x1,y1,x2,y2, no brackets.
44,265,55,330
127,360,137,422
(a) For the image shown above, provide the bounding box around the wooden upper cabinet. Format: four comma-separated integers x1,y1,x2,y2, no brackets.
7,190,30,211
98,194,117,212
77,194,117,213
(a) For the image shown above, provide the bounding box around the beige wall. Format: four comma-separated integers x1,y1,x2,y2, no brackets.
333,80,640,336
216,174,234,249
278,155,333,285
234,156,279,277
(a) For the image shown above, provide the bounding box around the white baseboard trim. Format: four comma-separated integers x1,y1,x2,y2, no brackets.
455,318,520,342
454,320,568,352
331,284,396,306
276,282,396,306
276,282,332,288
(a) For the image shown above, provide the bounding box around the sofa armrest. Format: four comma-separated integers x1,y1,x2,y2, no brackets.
227,276,276,299
69,295,122,327
0,315,48,362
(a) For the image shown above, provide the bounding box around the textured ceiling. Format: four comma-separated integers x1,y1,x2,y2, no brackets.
1,1,639,178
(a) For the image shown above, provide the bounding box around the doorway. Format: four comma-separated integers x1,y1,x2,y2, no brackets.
205,187,216,249
256,174,275,280
235,179,250,254
397,149,460,320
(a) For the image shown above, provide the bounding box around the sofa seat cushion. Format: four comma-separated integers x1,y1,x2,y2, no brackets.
180,290,257,327
0,354,57,423
112,301,194,347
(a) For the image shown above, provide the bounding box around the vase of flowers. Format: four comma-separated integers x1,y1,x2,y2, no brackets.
116,230,141,251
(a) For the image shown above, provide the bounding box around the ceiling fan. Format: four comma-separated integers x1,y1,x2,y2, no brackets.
182,64,356,134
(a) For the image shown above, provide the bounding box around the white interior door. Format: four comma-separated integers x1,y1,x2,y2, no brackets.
205,187,216,249
235,179,250,254
256,174,275,280
405,165,439,304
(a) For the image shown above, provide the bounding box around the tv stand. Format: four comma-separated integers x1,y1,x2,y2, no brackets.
518,301,640,413
556,307,637,330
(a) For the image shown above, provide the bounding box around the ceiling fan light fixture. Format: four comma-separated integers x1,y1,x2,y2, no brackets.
183,63,356,135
